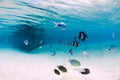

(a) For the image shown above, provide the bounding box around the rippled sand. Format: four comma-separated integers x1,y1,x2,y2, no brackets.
0,49,120,80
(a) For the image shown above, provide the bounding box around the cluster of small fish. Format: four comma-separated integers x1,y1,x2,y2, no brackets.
67,39,90,75
68,31,88,55
54,58,81,75
68,49,90,75
53,22,118,77
68,40,79,48
54,22,87,40
52,22,88,56
68,58,90,75
68,31,88,48
54,59,90,75
54,65,67,75
23,38,43,48
55,22,116,54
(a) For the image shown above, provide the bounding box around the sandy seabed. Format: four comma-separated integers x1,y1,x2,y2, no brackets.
0,49,120,80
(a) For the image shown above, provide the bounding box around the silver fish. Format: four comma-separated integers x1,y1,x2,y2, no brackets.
69,59,81,67
83,51,89,58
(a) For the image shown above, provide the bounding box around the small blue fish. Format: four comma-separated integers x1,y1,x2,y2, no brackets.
54,22,67,30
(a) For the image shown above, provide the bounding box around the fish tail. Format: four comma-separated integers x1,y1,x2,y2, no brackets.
53,22,57,27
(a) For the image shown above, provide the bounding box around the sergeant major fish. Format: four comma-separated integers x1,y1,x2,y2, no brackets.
78,31,88,41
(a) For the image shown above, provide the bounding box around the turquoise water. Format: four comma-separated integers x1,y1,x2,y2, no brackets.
0,0,120,53
1,1,120,80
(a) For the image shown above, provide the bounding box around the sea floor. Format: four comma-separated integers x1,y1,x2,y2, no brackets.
0,46,120,80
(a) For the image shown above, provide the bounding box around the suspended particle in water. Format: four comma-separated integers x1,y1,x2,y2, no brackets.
23,39,29,46
40,40,43,44
39,46,42,49
112,32,115,38
83,51,89,58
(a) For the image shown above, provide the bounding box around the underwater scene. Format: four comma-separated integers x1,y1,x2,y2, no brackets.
0,0,120,80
